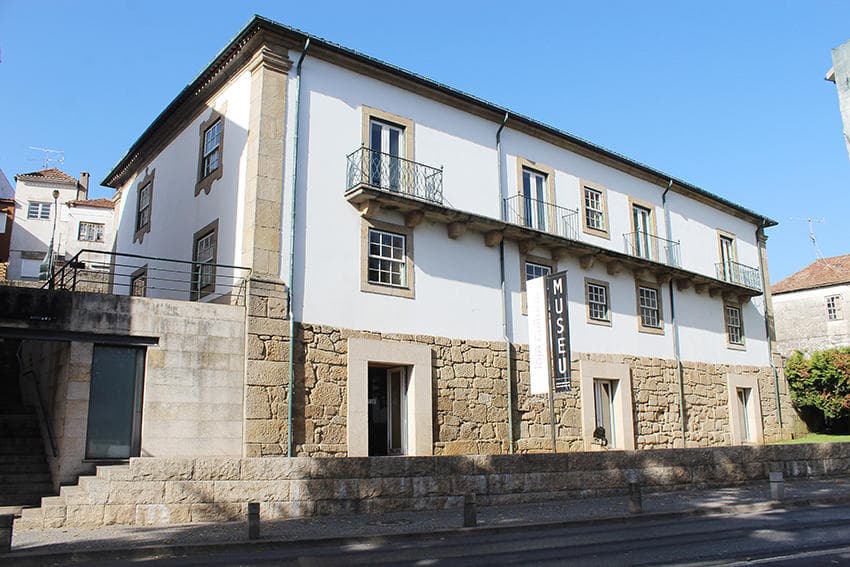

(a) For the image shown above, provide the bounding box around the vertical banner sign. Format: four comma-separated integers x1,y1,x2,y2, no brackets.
527,276,549,395
546,272,571,392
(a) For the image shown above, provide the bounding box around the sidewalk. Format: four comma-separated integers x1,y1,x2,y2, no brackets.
4,478,850,564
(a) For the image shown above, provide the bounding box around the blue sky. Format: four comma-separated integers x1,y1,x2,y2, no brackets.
1,1,848,281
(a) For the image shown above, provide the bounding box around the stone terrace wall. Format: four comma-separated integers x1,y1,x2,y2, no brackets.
16,443,850,530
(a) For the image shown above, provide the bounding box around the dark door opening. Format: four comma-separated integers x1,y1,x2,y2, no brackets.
367,365,407,456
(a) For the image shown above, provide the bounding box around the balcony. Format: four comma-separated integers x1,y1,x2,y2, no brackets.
346,146,443,205
623,232,681,268
504,195,579,241
715,260,762,291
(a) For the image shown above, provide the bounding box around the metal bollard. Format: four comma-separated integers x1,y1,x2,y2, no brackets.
248,502,260,540
0,514,13,553
769,471,785,501
628,481,642,514
463,493,477,527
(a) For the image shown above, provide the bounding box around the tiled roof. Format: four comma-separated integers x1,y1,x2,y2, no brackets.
66,198,114,210
15,168,79,185
772,254,850,295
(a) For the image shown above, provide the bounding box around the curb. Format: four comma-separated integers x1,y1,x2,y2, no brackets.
3,495,850,565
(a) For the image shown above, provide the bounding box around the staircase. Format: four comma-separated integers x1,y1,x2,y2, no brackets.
0,339,56,513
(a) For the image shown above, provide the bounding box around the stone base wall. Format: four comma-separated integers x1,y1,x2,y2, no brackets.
16,443,850,530
243,321,795,457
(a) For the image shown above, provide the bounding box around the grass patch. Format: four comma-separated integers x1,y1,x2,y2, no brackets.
770,433,850,445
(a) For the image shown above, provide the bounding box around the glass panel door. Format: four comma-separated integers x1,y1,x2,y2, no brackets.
86,346,145,459
737,387,751,442
369,120,404,191
522,169,547,231
632,205,652,260
387,367,408,455
720,236,735,281
593,379,617,448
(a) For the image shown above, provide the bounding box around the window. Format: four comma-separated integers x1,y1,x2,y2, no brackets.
581,180,609,238
525,260,551,283
133,168,154,244
130,266,147,297
586,279,611,325
827,295,843,321
360,219,414,299
368,228,407,287
520,253,555,315
369,119,405,191
191,220,218,300
27,201,51,220
580,361,635,451
718,231,737,281
521,168,549,231
78,222,105,242
196,110,225,196
636,283,663,333
20,258,41,279
725,304,744,347
0,211,7,233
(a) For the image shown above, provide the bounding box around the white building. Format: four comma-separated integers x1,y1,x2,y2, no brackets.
100,16,793,457
7,168,115,280
773,254,850,355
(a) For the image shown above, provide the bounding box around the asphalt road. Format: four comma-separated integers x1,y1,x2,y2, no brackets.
29,504,850,566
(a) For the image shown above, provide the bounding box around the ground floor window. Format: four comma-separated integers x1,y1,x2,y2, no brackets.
593,379,617,448
85,345,145,459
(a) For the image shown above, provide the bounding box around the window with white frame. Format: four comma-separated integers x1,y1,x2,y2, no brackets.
27,201,51,220
368,228,407,287
521,168,549,231
136,182,152,232
584,187,605,232
586,280,610,323
725,304,744,346
192,222,217,300
200,119,222,179
78,222,105,242
637,284,662,331
525,261,551,283
827,295,843,321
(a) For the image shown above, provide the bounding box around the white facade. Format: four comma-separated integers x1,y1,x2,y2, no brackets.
774,284,850,355
108,25,774,369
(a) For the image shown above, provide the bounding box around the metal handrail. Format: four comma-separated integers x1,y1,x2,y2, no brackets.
715,260,761,290
346,146,443,205
504,195,579,241
623,231,681,267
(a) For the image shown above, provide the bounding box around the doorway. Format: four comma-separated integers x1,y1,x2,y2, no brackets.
367,365,408,456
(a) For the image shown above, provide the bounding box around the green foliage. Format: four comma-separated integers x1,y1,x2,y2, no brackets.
785,348,850,420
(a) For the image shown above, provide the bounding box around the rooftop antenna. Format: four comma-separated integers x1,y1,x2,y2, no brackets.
27,146,65,169
789,216,827,260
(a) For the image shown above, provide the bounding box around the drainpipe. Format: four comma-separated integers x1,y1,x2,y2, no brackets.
286,38,310,458
662,180,687,447
496,112,513,453
756,221,783,430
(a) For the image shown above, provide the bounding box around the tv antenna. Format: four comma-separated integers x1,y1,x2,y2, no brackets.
27,146,65,169
789,216,827,260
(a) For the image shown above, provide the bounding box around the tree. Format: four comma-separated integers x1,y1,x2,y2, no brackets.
786,348,850,431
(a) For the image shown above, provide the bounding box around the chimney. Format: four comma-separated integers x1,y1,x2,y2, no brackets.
78,172,90,200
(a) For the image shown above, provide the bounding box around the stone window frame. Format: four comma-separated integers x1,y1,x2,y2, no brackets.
130,264,147,297
580,179,610,239
195,106,226,196
726,373,764,445
520,252,555,316
133,168,155,244
826,294,844,321
579,360,635,450
360,217,415,299
515,157,557,231
361,105,415,162
724,300,745,350
191,219,218,301
347,338,433,457
635,280,664,335
585,277,612,327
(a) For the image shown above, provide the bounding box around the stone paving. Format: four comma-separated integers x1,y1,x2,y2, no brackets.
7,478,850,561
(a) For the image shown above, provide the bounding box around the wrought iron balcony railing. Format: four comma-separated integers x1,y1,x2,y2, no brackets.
715,260,761,291
346,146,443,205
504,195,579,241
623,232,681,267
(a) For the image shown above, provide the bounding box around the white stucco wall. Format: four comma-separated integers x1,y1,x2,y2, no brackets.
774,284,850,355
59,205,115,260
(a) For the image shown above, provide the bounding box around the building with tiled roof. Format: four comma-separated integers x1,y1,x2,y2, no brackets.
773,255,850,355
7,168,115,280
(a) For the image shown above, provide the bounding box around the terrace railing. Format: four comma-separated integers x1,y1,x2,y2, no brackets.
504,195,580,241
346,146,443,205
715,260,762,291
44,249,252,305
623,232,681,267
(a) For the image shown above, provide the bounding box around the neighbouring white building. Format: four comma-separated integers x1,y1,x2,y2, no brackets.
7,168,115,280
773,254,850,355
90,16,793,462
